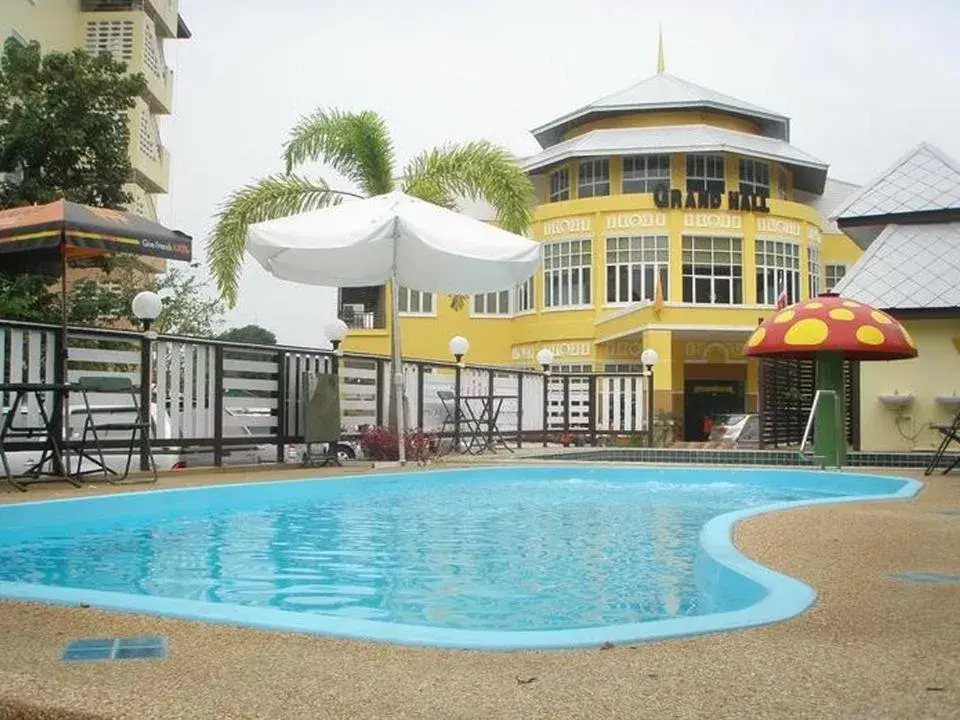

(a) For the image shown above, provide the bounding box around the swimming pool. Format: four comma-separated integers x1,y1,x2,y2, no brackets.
0,466,919,650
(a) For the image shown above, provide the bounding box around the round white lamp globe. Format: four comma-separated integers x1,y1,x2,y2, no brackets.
131,290,162,322
448,335,470,358
536,348,554,367
640,348,659,368
324,318,348,343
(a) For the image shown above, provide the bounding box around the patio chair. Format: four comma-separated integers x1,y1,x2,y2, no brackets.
926,409,960,476
436,389,461,455
72,376,158,484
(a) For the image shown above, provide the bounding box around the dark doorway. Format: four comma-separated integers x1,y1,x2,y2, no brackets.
683,379,745,441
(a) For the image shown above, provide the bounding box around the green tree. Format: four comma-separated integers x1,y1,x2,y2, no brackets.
0,37,146,208
207,109,535,308
218,324,277,345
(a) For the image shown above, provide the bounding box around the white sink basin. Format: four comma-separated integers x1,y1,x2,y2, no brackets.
878,393,914,408
935,395,960,410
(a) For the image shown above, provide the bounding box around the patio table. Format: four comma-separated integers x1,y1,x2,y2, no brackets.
459,395,516,454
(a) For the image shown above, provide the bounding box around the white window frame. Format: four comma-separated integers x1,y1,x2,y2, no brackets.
681,235,743,305
755,239,801,305
543,238,592,309
686,154,725,195
776,166,789,200
472,289,511,317
808,244,823,298
739,158,770,197
622,154,671,194
397,286,435,316
577,158,610,198
825,263,847,290
605,235,670,306
514,276,535,315
549,167,570,202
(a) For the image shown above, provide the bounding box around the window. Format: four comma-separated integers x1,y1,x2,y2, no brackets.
397,286,434,315
808,244,823,298
577,158,610,198
543,239,592,308
515,276,535,314
604,363,643,373
605,235,669,304
682,236,743,304
755,240,801,305
686,154,725,195
473,289,510,316
776,166,789,200
549,167,570,202
825,263,847,290
622,154,670,194
739,158,770,197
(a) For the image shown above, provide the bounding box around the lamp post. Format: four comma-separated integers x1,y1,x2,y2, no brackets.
537,348,554,448
132,291,162,472
640,348,659,448
323,318,348,376
449,336,469,452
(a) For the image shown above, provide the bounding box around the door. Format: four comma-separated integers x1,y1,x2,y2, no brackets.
683,380,745,441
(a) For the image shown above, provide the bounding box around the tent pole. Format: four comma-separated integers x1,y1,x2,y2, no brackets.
390,222,406,466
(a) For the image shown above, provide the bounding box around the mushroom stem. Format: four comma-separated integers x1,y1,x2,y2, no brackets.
815,351,847,466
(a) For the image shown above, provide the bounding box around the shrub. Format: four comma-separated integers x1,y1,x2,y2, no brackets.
359,426,432,462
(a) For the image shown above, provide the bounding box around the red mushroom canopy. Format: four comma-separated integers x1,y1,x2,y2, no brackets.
744,292,918,361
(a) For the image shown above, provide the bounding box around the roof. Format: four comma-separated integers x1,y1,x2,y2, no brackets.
521,124,828,194
832,142,960,221
795,178,861,233
744,293,916,361
833,222,960,311
532,72,790,149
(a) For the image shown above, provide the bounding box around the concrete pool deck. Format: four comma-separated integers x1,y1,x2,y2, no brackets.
0,464,956,719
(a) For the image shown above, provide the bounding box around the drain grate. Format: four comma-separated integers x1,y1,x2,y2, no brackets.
62,635,167,663
889,572,960,585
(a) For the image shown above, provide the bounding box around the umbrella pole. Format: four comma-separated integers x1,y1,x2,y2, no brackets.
390,270,407,465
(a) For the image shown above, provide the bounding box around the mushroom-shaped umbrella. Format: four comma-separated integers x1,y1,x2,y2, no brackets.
743,291,917,465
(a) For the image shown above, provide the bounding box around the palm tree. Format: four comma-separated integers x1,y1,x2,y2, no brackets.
207,109,536,308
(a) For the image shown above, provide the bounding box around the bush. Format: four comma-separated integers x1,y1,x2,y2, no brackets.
359,426,432,462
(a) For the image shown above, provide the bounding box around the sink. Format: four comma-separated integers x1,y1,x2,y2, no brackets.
878,392,914,408
936,394,960,410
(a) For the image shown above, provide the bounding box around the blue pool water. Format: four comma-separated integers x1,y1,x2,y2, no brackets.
0,466,919,650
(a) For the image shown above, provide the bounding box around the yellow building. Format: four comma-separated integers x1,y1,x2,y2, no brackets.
832,143,960,453
341,45,863,441
4,0,191,222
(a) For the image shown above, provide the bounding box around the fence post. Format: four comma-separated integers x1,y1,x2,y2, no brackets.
213,344,224,467
375,359,385,428
416,362,425,432
541,373,549,448
562,375,571,433
139,335,151,471
276,350,287,463
588,374,597,447
454,363,462,452
516,372,524,449
486,369,494,450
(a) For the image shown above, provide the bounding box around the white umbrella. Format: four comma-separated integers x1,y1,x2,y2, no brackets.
246,191,542,463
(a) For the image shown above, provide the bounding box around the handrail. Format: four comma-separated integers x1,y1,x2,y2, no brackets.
799,389,844,468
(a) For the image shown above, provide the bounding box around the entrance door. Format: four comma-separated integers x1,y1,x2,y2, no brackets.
683,380,745,441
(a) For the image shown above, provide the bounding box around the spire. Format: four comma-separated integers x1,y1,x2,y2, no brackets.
657,25,665,73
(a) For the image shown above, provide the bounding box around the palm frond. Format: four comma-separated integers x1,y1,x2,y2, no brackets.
401,140,535,234
283,108,396,197
206,173,339,307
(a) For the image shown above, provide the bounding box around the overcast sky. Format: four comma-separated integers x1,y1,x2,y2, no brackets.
157,0,960,347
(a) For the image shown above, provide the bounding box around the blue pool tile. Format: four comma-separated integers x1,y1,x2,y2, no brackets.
115,645,166,660
889,572,960,585
65,637,115,651
62,646,113,662
117,635,165,649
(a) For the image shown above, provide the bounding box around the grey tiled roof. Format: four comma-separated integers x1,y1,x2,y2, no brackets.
795,178,861,233
833,222,960,309
832,143,960,220
532,72,789,148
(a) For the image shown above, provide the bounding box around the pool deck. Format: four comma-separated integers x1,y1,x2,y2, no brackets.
0,462,957,719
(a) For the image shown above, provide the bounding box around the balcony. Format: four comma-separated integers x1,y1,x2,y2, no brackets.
81,0,181,40
339,287,387,330
82,10,175,114
128,101,170,193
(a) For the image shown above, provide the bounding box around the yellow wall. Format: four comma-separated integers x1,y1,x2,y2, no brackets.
858,317,960,451
563,111,761,140
4,1,82,51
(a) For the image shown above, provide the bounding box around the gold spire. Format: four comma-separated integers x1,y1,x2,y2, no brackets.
657,25,665,73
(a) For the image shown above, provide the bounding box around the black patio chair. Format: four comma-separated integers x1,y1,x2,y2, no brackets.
926,409,960,476
72,376,158,484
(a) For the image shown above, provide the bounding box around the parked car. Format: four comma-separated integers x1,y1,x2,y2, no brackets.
708,413,760,447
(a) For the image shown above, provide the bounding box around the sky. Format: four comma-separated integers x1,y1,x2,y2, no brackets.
157,0,960,347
